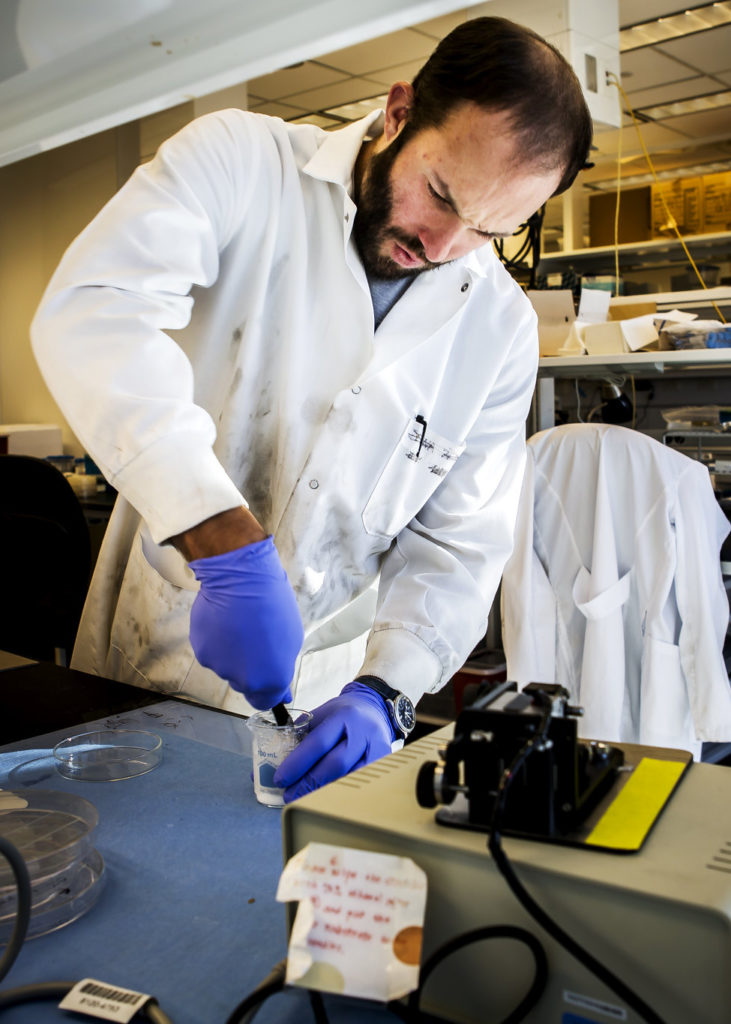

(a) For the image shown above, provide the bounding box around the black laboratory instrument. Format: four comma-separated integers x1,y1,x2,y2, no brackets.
416,680,625,841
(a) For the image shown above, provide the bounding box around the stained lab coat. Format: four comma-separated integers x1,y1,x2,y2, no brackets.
501,423,731,758
32,108,538,715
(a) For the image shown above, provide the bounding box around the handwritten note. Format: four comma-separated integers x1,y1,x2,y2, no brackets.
276,842,427,1001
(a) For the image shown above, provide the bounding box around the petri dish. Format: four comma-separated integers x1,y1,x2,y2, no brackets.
0,848,105,941
53,729,162,781
0,848,84,916
0,790,98,885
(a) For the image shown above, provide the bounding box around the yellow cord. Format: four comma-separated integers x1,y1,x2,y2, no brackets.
606,71,726,323
613,83,622,296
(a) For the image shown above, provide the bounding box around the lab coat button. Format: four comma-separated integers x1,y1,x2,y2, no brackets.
351,385,361,395
461,282,469,293
344,212,350,222
309,479,319,490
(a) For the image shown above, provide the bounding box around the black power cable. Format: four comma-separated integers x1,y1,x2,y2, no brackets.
487,692,668,1024
224,960,287,1024
0,836,31,987
401,924,548,1024
0,983,174,1023
494,208,545,289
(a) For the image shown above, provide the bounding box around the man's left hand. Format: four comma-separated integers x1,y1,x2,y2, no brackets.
273,682,397,802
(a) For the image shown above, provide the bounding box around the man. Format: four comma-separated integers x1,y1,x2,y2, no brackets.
31,17,591,801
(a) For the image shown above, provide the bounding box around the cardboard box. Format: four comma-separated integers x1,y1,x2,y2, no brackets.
0,424,62,457
609,298,658,321
702,171,731,234
651,177,703,237
589,187,651,247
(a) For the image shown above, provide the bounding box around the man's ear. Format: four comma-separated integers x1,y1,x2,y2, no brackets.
383,82,414,142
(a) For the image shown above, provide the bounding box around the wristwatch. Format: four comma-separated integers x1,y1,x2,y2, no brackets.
356,675,416,739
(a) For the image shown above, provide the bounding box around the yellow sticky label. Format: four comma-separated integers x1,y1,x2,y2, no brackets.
585,758,687,851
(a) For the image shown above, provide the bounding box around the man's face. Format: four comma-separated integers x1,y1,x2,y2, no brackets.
353,100,563,281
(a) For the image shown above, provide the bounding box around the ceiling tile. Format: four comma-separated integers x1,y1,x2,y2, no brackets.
621,47,698,92
289,113,343,130
325,96,387,121
246,99,311,120
363,58,429,88
279,76,387,112
316,28,435,76
591,120,691,159
247,62,347,101
414,1,495,41
655,23,731,75
659,106,731,139
626,76,720,110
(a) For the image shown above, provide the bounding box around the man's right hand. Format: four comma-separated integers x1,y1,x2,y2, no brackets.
176,508,303,709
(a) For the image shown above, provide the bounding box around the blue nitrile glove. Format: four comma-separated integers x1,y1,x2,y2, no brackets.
189,536,303,710
273,681,397,803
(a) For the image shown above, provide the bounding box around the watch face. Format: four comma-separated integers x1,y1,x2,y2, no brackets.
394,694,415,734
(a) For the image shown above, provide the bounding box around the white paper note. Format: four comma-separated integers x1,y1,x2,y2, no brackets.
277,842,427,1002
578,287,611,323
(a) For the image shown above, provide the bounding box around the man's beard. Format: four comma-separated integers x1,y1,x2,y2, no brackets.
352,129,444,281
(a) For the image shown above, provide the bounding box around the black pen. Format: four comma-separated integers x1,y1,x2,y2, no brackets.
415,414,428,457
272,702,292,726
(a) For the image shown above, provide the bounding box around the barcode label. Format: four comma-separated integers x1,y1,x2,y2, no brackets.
59,978,151,1022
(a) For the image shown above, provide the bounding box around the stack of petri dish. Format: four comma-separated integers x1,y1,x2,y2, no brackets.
0,790,105,941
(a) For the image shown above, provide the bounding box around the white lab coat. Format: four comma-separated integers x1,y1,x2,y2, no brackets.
32,108,538,715
501,423,731,758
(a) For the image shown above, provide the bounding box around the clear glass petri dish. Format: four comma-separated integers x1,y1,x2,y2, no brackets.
53,729,162,781
0,843,95,917
0,790,98,885
0,848,105,941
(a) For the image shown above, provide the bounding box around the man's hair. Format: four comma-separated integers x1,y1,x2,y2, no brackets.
410,16,592,196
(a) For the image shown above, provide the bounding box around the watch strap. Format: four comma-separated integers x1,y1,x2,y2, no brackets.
355,675,400,703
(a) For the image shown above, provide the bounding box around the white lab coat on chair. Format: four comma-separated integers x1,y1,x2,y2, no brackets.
501,423,731,758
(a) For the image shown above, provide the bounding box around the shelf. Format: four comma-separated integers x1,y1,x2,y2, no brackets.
538,232,731,275
538,349,731,379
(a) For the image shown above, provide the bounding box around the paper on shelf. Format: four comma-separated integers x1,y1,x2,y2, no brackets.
578,287,612,323
277,841,427,1002
528,287,613,356
579,309,698,355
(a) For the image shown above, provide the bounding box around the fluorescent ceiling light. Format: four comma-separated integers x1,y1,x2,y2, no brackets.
620,2,731,51
638,88,731,120
589,159,731,189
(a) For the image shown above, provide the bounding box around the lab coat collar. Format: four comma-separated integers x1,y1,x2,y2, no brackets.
303,110,384,194
462,244,497,280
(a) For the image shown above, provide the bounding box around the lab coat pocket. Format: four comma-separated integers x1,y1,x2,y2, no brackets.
639,636,695,751
362,419,465,539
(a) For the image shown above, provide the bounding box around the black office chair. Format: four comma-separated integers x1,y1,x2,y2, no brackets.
0,454,91,664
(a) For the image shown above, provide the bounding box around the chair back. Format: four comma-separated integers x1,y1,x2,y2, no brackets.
0,454,91,663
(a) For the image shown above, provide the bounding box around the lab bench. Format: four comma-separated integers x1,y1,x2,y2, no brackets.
0,655,391,1024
